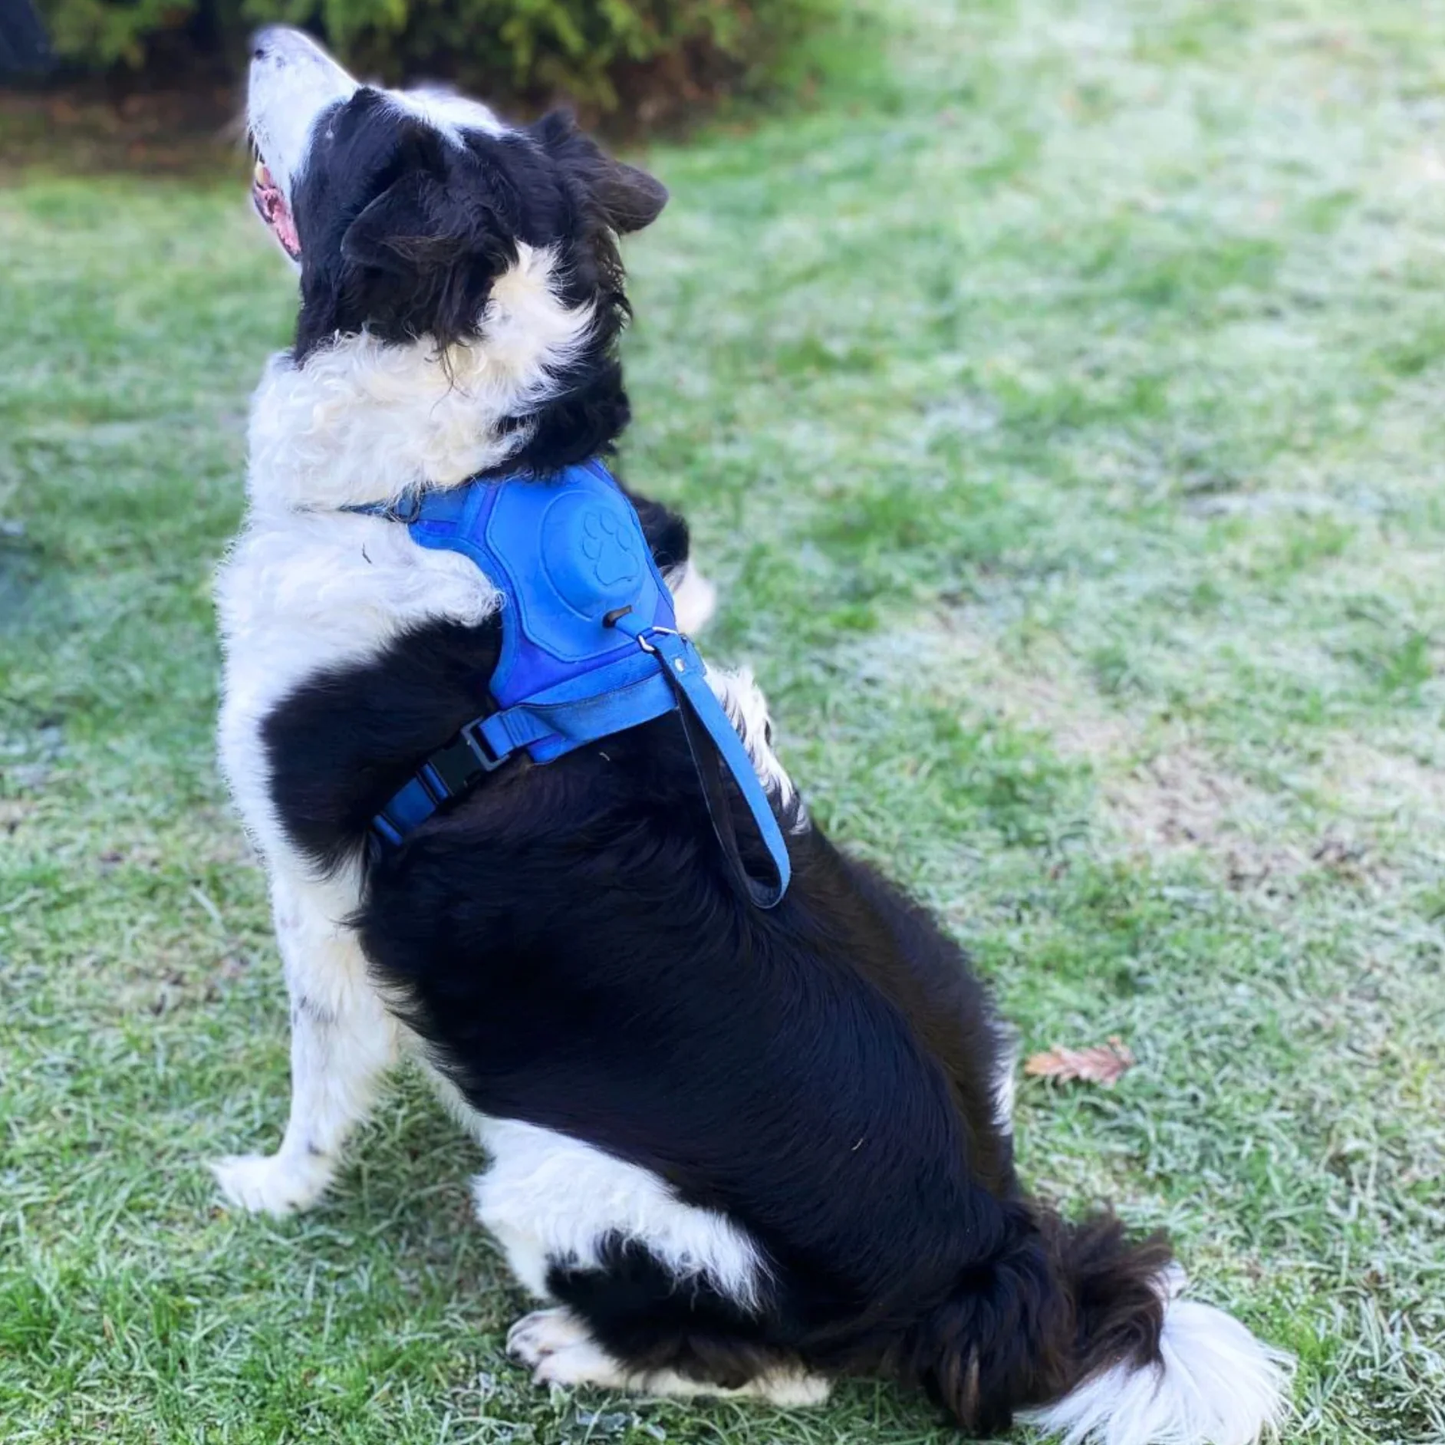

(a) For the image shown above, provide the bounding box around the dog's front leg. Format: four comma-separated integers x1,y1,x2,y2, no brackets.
212,871,397,1216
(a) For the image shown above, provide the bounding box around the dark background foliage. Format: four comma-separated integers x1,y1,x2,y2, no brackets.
33,0,830,123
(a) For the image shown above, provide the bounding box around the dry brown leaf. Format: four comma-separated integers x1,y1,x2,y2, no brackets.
1024,1037,1135,1088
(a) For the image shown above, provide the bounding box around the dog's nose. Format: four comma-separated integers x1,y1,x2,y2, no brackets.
249,25,296,61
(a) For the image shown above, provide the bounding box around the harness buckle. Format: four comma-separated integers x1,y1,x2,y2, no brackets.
459,719,505,773
390,491,424,524
422,719,504,802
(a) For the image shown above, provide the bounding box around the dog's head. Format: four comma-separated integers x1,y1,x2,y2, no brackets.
246,27,667,363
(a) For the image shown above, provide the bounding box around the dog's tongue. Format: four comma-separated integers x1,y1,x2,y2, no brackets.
252,162,301,259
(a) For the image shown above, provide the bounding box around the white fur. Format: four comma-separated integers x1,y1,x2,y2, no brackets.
390,85,506,142
472,1117,766,1308
247,27,358,205
992,1035,1018,1137
216,361,500,1214
216,498,498,870
665,559,718,635
247,33,508,221
706,665,802,817
507,1307,832,1406
1022,1269,1292,1445
245,248,594,514
212,866,399,1215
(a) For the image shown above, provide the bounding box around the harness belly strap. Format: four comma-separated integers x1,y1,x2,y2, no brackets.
350,460,790,908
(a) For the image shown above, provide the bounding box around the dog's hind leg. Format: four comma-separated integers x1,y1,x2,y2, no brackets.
619,484,719,635
212,871,398,1216
474,1118,829,1406
664,560,718,635
506,1306,830,1406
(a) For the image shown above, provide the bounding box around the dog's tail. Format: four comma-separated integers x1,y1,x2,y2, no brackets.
906,1205,1291,1445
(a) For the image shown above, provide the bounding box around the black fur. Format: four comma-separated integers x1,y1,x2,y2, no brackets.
548,1235,785,1390
263,597,1171,1430
260,93,1178,1435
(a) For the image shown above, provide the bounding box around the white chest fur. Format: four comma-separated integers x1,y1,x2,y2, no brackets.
215,502,498,873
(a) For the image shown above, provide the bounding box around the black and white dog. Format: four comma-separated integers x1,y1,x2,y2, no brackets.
216,27,1288,1443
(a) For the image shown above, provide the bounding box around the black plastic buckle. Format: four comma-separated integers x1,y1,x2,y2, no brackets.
423,719,504,801
463,720,506,772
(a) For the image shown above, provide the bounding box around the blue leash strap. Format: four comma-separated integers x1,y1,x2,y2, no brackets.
615,620,791,910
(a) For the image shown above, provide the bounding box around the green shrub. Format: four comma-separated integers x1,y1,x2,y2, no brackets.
37,0,828,120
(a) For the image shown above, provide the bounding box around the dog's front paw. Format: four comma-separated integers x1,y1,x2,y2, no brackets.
211,1151,330,1217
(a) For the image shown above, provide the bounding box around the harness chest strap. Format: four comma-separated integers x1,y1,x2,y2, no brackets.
349,462,790,909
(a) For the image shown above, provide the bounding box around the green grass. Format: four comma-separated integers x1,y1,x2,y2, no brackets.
3,0,1445,1440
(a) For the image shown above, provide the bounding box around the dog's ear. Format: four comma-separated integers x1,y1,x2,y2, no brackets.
596,159,668,234
341,172,468,274
336,170,511,350
532,110,668,234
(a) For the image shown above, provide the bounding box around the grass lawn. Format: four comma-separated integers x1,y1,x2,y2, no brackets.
3,0,1444,1439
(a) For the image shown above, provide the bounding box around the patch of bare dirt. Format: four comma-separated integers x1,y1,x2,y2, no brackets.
926,606,1134,758
1099,746,1315,889
873,608,1326,887
0,798,36,832
1323,739,1445,823
863,607,1416,889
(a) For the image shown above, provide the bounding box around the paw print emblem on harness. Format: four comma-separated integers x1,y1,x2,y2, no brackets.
539,489,648,619
579,507,641,589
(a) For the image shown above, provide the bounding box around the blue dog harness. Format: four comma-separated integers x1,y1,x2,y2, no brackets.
350,459,790,909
